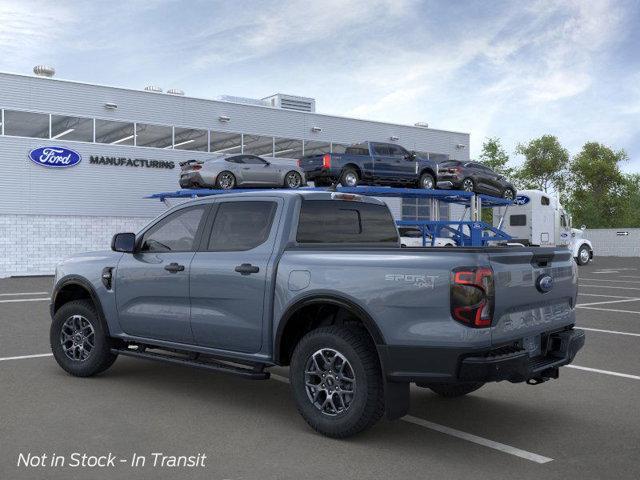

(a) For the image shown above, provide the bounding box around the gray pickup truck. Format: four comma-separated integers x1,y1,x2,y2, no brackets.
50,190,584,438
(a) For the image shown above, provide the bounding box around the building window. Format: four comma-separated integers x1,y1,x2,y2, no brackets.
50,115,94,142
173,127,208,151
135,123,173,148
273,137,303,159
210,131,242,154
303,140,331,156
401,199,450,221
243,134,274,156
3,110,49,139
95,119,135,145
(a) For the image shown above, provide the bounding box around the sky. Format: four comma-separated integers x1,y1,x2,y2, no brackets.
1,0,639,171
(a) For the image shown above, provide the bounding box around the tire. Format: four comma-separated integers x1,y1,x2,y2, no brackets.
419,172,435,190
340,168,359,187
461,178,475,192
576,245,591,266
289,325,384,438
502,187,515,200
284,171,303,189
50,300,118,377
420,382,484,398
215,171,236,190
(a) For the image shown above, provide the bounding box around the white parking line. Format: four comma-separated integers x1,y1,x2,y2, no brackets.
580,278,640,284
577,306,640,315
579,284,640,291
401,415,553,464
567,365,640,381
0,353,53,362
577,298,640,307
580,327,640,338
0,292,49,297
269,374,553,464
579,293,637,299
0,297,50,304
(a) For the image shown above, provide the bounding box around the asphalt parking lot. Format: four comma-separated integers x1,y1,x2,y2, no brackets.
1,258,639,480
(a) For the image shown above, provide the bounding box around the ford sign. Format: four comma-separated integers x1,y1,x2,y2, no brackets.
514,195,530,206
28,146,82,168
536,274,554,293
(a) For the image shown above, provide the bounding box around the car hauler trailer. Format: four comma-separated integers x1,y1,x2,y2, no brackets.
148,186,514,248
493,189,594,265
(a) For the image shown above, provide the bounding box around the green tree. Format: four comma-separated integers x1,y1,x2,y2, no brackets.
515,135,569,193
479,137,514,177
566,142,628,228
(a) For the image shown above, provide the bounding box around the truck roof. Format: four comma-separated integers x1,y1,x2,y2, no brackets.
173,189,388,207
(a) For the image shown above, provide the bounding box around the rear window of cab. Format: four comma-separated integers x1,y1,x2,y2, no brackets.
297,200,398,244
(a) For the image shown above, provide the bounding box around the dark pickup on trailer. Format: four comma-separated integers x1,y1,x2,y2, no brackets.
298,141,439,189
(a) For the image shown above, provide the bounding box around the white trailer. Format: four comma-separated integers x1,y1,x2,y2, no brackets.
494,189,594,265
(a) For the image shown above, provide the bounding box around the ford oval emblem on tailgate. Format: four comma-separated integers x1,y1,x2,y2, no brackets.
536,274,554,293
28,146,82,168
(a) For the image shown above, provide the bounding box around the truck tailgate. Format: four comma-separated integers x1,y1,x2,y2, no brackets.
488,247,577,352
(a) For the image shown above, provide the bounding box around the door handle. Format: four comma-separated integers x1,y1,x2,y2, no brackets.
234,263,260,275
164,262,185,273
242,167,251,170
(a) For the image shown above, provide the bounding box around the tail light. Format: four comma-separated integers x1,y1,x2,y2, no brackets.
192,164,202,170
297,159,302,167
450,266,494,328
322,153,331,169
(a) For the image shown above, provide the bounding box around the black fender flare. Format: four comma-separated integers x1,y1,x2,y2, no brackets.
51,275,110,334
274,294,385,365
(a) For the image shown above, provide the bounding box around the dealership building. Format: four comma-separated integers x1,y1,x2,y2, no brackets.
0,68,470,276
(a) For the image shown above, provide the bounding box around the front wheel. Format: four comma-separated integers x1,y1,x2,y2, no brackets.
419,382,484,397
502,187,516,200
50,300,118,377
289,325,384,438
419,172,435,190
284,171,303,189
576,245,591,266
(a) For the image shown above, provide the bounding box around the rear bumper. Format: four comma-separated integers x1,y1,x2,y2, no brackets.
436,178,462,190
179,172,207,188
380,328,585,384
304,167,336,182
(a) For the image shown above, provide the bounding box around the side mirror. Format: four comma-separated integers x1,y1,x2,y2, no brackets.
581,224,586,230
111,232,136,253
264,160,271,166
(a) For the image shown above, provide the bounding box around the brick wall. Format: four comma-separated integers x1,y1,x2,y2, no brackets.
0,215,152,277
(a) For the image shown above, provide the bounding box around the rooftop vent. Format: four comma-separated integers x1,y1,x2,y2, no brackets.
33,65,55,78
262,93,316,113
414,122,429,128
167,88,185,96
217,95,270,107
144,85,163,93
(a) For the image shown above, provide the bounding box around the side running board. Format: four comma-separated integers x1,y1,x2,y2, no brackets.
111,347,270,380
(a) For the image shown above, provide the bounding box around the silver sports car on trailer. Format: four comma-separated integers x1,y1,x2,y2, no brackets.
179,154,306,190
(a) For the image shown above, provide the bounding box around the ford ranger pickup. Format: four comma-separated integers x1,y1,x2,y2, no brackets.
50,190,584,438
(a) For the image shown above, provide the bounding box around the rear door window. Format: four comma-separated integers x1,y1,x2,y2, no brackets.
297,200,398,244
372,144,390,156
207,201,277,251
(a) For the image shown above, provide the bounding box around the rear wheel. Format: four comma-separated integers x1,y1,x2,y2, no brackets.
216,171,236,190
461,178,475,192
50,300,118,377
420,382,484,398
419,172,435,190
284,171,303,189
576,245,591,265
340,168,359,187
289,325,384,438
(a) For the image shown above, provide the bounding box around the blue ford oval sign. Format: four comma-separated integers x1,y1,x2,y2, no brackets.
536,274,554,293
28,146,82,168
514,195,530,206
